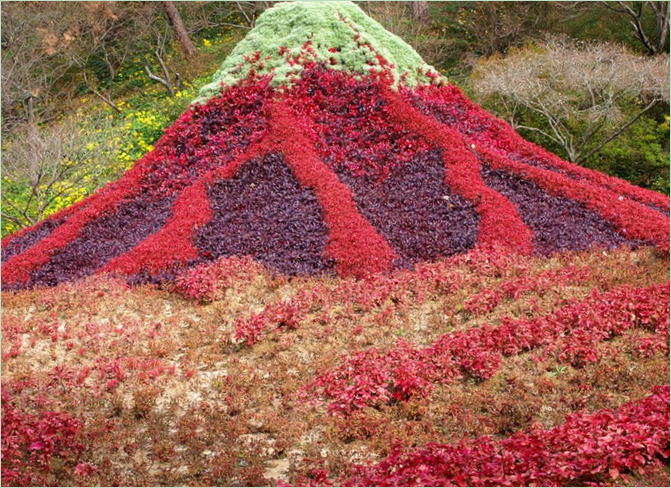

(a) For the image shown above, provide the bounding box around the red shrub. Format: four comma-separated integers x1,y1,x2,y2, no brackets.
347,385,670,486
1,388,85,486
311,284,669,414
174,255,268,302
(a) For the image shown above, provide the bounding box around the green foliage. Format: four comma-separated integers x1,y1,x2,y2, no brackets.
0,82,204,238
116,87,197,168
1,177,30,237
547,2,667,55
584,115,670,194
1,115,122,237
197,1,442,101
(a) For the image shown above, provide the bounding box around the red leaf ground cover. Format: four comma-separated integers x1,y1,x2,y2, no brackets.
311,283,670,414
1,4,669,485
346,385,670,487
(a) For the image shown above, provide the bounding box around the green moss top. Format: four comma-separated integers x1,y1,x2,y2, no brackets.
195,1,443,103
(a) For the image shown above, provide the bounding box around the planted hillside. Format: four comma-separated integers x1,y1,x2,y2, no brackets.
1,2,669,487
2,2,668,290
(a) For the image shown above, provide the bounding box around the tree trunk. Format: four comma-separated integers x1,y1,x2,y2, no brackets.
162,1,196,58
409,1,430,23
651,1,670,54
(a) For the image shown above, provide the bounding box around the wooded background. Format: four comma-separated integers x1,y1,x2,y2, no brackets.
1,1,669,237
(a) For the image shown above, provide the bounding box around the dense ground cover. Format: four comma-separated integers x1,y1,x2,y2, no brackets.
2,2,669,486
1,248,669,486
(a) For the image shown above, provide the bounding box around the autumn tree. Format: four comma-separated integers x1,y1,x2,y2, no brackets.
471,37,670,164
1,2,162,123
1,2,77,128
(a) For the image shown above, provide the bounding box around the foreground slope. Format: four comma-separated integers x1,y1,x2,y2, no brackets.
2,248,669,486
2,1,669,291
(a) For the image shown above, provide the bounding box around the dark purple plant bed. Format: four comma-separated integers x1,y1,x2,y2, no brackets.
480,164,644,255
339,149,479,268
404,88,492,138
1,218,64,264
194,152,333,276
25,195,175,289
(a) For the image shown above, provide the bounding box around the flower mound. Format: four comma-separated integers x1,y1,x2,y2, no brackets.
2,1,669,292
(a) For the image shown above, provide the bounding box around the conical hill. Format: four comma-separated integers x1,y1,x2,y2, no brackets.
2,1,669,291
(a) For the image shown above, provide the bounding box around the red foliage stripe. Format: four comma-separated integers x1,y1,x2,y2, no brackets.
101,180,211,276
411,84,670,213
347,385,670,487
102,143,265,276
0,198,89,251
104,101,395,279
263,103,396,278
479,144,671,253
311,283,669,414
380,88,534,255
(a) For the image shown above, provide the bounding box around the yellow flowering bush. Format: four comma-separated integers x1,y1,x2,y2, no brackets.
116,86,198,168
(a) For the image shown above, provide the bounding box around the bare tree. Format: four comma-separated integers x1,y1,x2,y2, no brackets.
471,37,670,163
1,2,162,125
162,1,196,58
234,1,274,28
1,117,119,229
1,2,77,128
144,28,182,97
602,1,670,55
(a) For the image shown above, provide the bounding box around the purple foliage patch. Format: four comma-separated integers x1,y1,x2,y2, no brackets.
339,149,479,267
505,154,570,175
26,195,174,288
646,203,670,217
480,164,642,255
1,218,64,264
291,67,427,179
194,152,333,275
139,89,270,198
406,91,491,138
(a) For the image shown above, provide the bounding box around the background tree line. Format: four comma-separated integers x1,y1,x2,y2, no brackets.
1,1,669,237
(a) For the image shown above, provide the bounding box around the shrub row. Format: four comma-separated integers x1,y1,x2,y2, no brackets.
346,385,670,486
174,255,270,302
464,264,591,316
311,284,669,415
